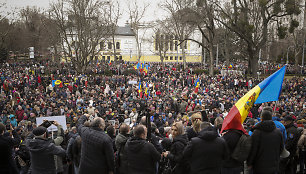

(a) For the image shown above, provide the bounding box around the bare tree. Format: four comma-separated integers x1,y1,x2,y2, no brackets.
151,20,173,66
127,0,150,62
50,0,111,74
106,0,122,65
216,0,302,76
161,0,196,69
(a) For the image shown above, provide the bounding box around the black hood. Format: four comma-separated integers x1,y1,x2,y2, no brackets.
198,127,218,141
254,120,276,132
26,137,53,153
173,134,188,146
127,136,146,152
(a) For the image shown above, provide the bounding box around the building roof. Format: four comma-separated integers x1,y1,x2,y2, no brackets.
115,25,135,36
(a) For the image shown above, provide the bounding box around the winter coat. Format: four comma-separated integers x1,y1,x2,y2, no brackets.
9,114,18,128
115,133,129,174
125,136,161,174
222,130,244,168
167,134,189,174
77,115,114,174
186,127,198,141
298,129,306,151
247,120,284,174
26,134,66,174
16,109,24,122
183,127,228,174
272,117,287,141
0,130,20,174
67,133,81,167
285,122,299,157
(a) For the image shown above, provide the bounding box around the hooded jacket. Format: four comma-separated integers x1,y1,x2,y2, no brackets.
247,120,283,174
9,114,17,128
125,136,161,174
183,127,228,174
26,135,66,174
167,134,189,174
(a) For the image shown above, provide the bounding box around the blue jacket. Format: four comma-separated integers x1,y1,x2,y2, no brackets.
9,115,17,128
249,117,287,142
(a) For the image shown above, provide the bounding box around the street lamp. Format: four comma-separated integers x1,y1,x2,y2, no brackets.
286,46,294,64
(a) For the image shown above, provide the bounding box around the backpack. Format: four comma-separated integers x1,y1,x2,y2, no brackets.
231,131,252,162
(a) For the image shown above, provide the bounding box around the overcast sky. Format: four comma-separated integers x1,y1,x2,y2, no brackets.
2,0,167,25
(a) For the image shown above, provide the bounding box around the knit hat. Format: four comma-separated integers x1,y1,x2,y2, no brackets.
33,126,47,136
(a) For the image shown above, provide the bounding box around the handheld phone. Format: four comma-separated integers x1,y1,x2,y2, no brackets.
41,120,54,128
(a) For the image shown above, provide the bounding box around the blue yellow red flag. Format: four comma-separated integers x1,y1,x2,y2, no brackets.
221,65,286,133
138,81,142,93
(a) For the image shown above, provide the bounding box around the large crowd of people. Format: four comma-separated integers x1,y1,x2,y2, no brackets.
0,60,305,174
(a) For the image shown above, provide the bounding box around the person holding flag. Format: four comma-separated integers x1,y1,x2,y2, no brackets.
194,78,200,94
144,82,148,98
221,66,287,174
138,81,142,98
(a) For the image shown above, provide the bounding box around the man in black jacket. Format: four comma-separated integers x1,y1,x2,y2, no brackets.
125,124,161,174
183,122,228,174
281,115,299,174
115,123,130,174
77,114,114,174
26,125,66,174
247,110,284,174
222,129,244,174
0,123,20,174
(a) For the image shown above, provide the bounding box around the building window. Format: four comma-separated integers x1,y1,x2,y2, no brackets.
170,56,173,60
175,56,178,60
180,56,182,60
119,56,122,60
107,56,110,61
100,41,104,50
102,56,105,61
108,42,112,49
175,41,178,51
165,56,168,60
116,42,120,49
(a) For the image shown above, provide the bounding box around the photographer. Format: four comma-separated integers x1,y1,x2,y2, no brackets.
26,120,66,174
0,122,21,174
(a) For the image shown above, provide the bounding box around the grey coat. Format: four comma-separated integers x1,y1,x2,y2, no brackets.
26,134,66,174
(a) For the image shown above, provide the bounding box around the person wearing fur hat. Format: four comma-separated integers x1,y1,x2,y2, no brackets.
26,123,66,174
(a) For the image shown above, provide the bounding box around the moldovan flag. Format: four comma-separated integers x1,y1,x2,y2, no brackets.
229,64,233,68
194,78,200,93
221,65,286,134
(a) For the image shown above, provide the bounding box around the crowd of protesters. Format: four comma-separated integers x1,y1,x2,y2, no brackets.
0,59,305,174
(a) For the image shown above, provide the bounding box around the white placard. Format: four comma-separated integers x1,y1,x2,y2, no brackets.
128,80,137,84
36,116,67,132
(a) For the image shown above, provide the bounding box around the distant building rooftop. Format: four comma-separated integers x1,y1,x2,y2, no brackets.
115,25,135,36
